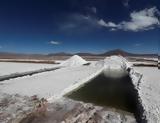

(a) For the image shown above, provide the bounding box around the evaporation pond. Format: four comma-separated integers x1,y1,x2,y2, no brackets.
66,73,137,113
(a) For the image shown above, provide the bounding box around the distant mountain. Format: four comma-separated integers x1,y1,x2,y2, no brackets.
99,49,130,56
75,52,96,56
47,52,72,56
0,49,157,60
99,49,157,57
48,52,96,56
0,52,48,59
75,49,157,57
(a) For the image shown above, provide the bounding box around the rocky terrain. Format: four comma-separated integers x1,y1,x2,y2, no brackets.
0,93,136,123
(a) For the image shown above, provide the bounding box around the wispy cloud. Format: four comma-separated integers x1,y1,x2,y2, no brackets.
58,13,99,33
123,0,130,7
91,7,97,14
0,45,2,49
49,41,61,45
85,6,97,14
134,43,142,47
57,6,159,33
97,7,160,32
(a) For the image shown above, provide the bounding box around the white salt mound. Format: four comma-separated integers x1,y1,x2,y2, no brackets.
104,55,131,69
96,55,131,78
61,55,88,67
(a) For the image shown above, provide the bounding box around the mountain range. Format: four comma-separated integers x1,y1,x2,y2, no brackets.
0,49,157,60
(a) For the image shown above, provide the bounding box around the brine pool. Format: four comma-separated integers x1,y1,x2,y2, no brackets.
66,73,146,123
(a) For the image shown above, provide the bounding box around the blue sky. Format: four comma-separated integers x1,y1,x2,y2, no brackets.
0,0,159,54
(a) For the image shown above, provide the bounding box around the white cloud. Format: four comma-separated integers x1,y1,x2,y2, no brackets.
49,41,61,45
121,7,160,31
0,46,2,49
58,7,159,33
98,19,117,27
97,19,107,26
97,7,160,32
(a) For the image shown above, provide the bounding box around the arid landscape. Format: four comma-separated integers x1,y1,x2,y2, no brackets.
0,0,159,123
0,50,159,123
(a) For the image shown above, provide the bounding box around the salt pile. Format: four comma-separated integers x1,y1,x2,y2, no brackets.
96,55,132,78
105,55,131,68
61,55,88,67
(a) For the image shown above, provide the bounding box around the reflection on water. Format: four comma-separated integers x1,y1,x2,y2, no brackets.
66,73,137,113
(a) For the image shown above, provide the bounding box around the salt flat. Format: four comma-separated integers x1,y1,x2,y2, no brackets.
134,67,160,123
0,65,103,98
0,62,58,76
0,57,160,123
